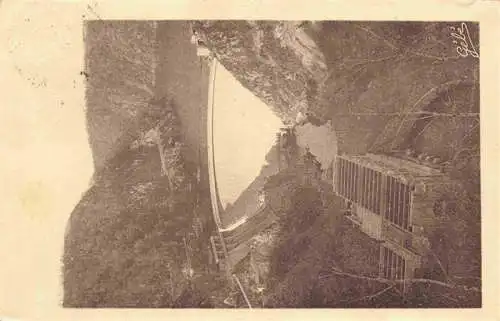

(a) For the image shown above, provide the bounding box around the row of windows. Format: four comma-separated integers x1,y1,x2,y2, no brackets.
382,246,406,280
336,158,383,212
384,177,411,230
335,157,412,230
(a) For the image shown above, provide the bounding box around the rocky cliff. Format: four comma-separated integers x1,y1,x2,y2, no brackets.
194,21,327,122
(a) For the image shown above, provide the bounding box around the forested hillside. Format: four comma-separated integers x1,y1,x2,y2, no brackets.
63,98,199,307
64,21,225,307
84,21,157,171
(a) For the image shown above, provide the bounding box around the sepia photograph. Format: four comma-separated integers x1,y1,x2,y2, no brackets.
60,20,482,309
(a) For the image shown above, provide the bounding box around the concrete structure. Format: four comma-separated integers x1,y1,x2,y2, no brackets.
333,153,460,291
197,46,210,57
207,59,280,275
191,29,212,57
207,59,231,275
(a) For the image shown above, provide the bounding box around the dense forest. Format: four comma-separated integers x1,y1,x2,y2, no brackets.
63,97,200,307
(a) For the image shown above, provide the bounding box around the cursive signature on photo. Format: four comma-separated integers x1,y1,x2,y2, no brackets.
450,22,479,58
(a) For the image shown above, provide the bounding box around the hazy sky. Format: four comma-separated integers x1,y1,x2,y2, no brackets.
0,3,94,318
213,63,283,207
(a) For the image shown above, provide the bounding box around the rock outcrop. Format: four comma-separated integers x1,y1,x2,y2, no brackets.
194,21,327,122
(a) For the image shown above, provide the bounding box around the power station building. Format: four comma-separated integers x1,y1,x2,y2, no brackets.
333,153,460,291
